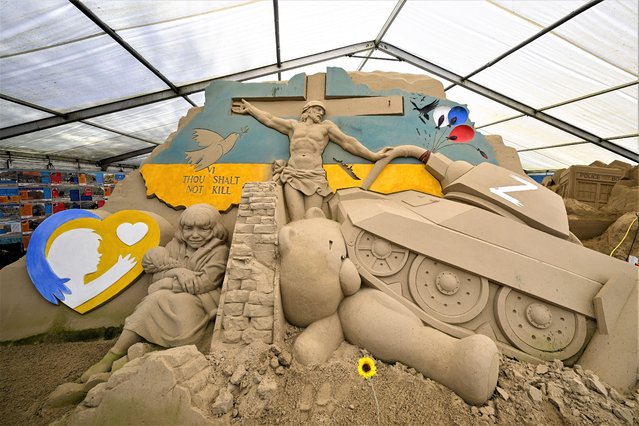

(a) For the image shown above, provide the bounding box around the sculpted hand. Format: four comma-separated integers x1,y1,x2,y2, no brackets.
231,99,251,115
117,254,136,269
175,268,199,294
371,146,395,161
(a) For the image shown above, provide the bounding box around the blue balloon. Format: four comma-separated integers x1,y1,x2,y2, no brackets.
448,106,469,126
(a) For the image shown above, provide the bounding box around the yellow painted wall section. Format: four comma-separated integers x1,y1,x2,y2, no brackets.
141,163,442,211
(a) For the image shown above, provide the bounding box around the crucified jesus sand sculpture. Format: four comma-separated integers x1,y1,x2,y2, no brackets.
232,99,392,221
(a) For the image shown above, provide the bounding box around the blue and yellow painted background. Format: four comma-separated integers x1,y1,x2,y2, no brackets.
141,68,496,210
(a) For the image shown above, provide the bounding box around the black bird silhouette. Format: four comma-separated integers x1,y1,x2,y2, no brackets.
410,99,439,124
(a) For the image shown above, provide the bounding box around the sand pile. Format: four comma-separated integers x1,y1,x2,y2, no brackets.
2,324,637,426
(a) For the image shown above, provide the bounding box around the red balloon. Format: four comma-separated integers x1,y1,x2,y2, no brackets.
448,125,474,143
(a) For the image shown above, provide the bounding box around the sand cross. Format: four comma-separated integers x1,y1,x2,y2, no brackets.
232,73,404,118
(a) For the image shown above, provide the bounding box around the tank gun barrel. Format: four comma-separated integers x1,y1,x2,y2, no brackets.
361,145,429,190
361,145,473,190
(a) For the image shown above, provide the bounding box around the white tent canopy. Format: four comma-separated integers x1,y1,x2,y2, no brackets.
1,0,637,171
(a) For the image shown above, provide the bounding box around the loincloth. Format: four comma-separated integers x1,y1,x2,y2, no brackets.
272,160,332,196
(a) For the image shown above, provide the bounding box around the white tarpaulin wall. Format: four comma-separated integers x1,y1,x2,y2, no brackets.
0,0,637,171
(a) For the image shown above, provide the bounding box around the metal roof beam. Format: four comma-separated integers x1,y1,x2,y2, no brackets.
0,97,159,147
0,94,62,117
445,0,603,91
1,150,99,166
1,41,375,140
97,146,155,167
517,133,639,153
273,0,282,81
78,121,160,146
476,80,639,129
378,42,638,163
357,0,406,71
69,0,197,108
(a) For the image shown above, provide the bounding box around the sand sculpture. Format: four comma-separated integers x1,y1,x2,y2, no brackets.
1,70,637,423
79,204,229,381
542,161,639,261
328,145,638,392
276,143,637,402
231,99,392,221
25,209,162,313
279,207,500,405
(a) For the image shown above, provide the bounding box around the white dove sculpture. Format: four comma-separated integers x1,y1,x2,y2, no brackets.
186,128,246,171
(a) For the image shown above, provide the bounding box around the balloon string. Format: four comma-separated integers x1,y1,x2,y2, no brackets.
433,126,451,152
437,142,474,152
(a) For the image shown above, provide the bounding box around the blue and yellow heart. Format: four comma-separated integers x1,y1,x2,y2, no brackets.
26,210,160,314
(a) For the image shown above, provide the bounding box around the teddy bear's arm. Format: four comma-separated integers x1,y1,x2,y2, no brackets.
340,258,361,296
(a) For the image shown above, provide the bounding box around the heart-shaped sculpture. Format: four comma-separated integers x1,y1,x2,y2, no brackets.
116,222,149,246
27,210,160,314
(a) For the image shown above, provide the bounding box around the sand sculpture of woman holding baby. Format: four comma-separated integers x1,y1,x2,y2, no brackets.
80,204,229,382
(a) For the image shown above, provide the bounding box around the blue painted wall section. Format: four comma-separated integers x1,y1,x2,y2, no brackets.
150,68,495,166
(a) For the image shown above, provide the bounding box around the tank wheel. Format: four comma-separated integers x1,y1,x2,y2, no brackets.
407,255,489,324
495,288,588,361
354,231,410,277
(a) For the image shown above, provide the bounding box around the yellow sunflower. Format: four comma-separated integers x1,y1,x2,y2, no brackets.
358,356,377,379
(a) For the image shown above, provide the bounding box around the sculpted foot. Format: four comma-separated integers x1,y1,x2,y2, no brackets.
79,350,123,383
340,289,499,405
445,334,500,405
293,313,344,365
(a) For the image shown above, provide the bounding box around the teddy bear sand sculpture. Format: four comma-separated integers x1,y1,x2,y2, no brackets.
279,206,499,406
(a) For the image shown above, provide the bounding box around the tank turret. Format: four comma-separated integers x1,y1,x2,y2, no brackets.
363,146,570,239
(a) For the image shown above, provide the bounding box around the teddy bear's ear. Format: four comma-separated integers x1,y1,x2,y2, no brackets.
278,227,296,250
304,207,325,220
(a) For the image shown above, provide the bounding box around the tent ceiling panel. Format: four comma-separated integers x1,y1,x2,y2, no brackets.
384,1,547,76
278,1,396,63
496,0,638,75
610,136,639,155
110,1,276,86
529,142,638,167
118,153,150,167
0,0,99,56
53,134,153,160
0,122,149,159
0,0,637,171
518,149,574,170
446,86,521,127
491,0,588,25
482,116,580,150
359,51,448,87
544,85,638,139
279,57,368,83
189,91,206,106
85,97,195,143
1,35,169,112
471,33,635,109
81,0,255,31
0,99,54,128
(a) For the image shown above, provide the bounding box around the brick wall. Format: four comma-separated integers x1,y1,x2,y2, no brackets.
211,182,285,348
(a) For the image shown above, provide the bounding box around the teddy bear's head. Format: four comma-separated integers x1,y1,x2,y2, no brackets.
278,208,356,326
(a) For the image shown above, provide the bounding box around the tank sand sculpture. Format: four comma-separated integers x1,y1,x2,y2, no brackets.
326,146,637,393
